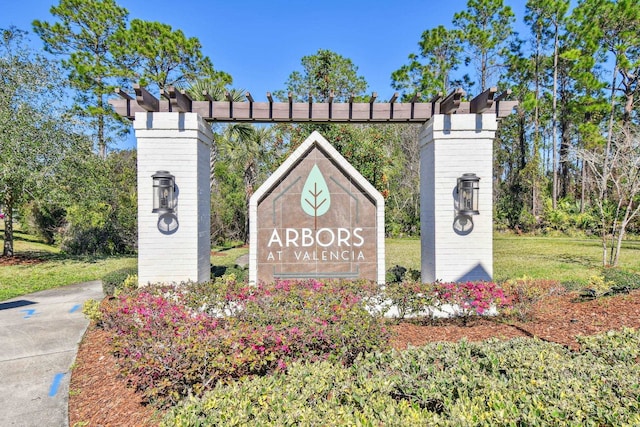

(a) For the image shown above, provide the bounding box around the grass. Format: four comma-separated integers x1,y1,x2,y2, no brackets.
3,226,640,301
494,234,640,284
0,229,136,301
386,234,640,285
210,244,250,278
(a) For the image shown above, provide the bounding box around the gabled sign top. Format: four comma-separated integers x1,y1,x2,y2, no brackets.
249,131,386,284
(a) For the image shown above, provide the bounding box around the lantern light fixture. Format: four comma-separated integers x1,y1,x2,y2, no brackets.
457,173,480,215
152,171,176,214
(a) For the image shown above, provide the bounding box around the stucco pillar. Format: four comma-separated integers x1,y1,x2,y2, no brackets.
134,112,212,285
420,114,498,283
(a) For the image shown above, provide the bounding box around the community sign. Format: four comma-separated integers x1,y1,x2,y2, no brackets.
249,131,385,284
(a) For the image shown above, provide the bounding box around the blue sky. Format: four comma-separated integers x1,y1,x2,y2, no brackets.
2,0,528,148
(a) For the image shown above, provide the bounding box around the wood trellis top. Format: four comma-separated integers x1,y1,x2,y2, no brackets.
110,85,517,123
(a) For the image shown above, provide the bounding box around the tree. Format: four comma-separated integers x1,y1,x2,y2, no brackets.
576,124,640,266
275,49,368,102
113,19,221,95
391,26,463,99
186,80,242,190
0,28,86,256
276,49,404,233
568,0,640,237
524,0,569,208
57,149,138,255
383,124,422,236
218,126,275,242
33,0,129,159
453,0,515,93
577,0,640,129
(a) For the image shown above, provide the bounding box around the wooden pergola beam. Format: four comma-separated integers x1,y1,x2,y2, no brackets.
133,84,159,112
470,87,497,114
203,91,215,102
167,86,192,113
495,89,512,102
430,92,443,115
115,88,133,100
440,88,464,114
109,86,517,123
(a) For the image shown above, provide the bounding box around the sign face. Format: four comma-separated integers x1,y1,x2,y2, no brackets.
250,131,384,284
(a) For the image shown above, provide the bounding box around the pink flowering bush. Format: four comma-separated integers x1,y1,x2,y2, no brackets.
100,277,389,408
500,278,561,321
384,280,438,319
433,281,511,324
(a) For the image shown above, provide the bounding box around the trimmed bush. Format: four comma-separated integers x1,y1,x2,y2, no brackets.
383,280,438,319
433,281,511,323
500,277,562,321
577,327,640,364
101,267,137,296
163,360,422,426
100,277,389,407
164,329,640,426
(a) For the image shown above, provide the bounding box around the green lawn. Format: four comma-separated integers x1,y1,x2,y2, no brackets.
386,235,640,285
0,229,136,301
3,228,640,301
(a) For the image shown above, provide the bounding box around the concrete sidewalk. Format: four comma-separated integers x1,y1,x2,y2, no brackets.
0,281,104,427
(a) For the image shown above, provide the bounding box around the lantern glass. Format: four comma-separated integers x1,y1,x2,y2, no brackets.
457,173,480,215
152,171,175,214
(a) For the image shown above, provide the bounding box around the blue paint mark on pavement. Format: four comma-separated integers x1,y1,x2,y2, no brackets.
49,373,66,397
20,309,37,319
69,304,81,313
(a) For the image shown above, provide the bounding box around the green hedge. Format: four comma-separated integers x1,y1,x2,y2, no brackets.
101,267,137,295
164,328,640,426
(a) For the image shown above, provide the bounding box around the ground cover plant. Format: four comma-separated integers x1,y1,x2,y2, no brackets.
164,329,640,426
74,269,640,426
99,276,391,408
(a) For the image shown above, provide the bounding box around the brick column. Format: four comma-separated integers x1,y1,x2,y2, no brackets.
420,114,498,283
134,112,212,285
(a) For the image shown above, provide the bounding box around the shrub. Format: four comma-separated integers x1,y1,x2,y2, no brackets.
602,267,640,291
100,278,389,407
579,275,615,300
120,274,138,294
383,280,437,320
386,265,420,283
82,299,103,324
163,360,423,427
577,328,640,364
101,268,137,296
165,330,640,426
433,281,511,323
501,277,561,321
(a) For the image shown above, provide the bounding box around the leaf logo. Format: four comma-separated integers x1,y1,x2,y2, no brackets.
301,164,331,220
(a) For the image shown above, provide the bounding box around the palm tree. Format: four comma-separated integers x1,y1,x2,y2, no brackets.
219,125,274,242
186,78,274,242
185,79,247,190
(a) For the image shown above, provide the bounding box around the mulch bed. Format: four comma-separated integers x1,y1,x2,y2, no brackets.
69,289,640,426
0,254,47,266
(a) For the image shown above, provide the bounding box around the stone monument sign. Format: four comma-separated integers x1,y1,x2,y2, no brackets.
249,131,385,284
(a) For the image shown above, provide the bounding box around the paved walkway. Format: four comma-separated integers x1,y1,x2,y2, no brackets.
0,281,103,427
